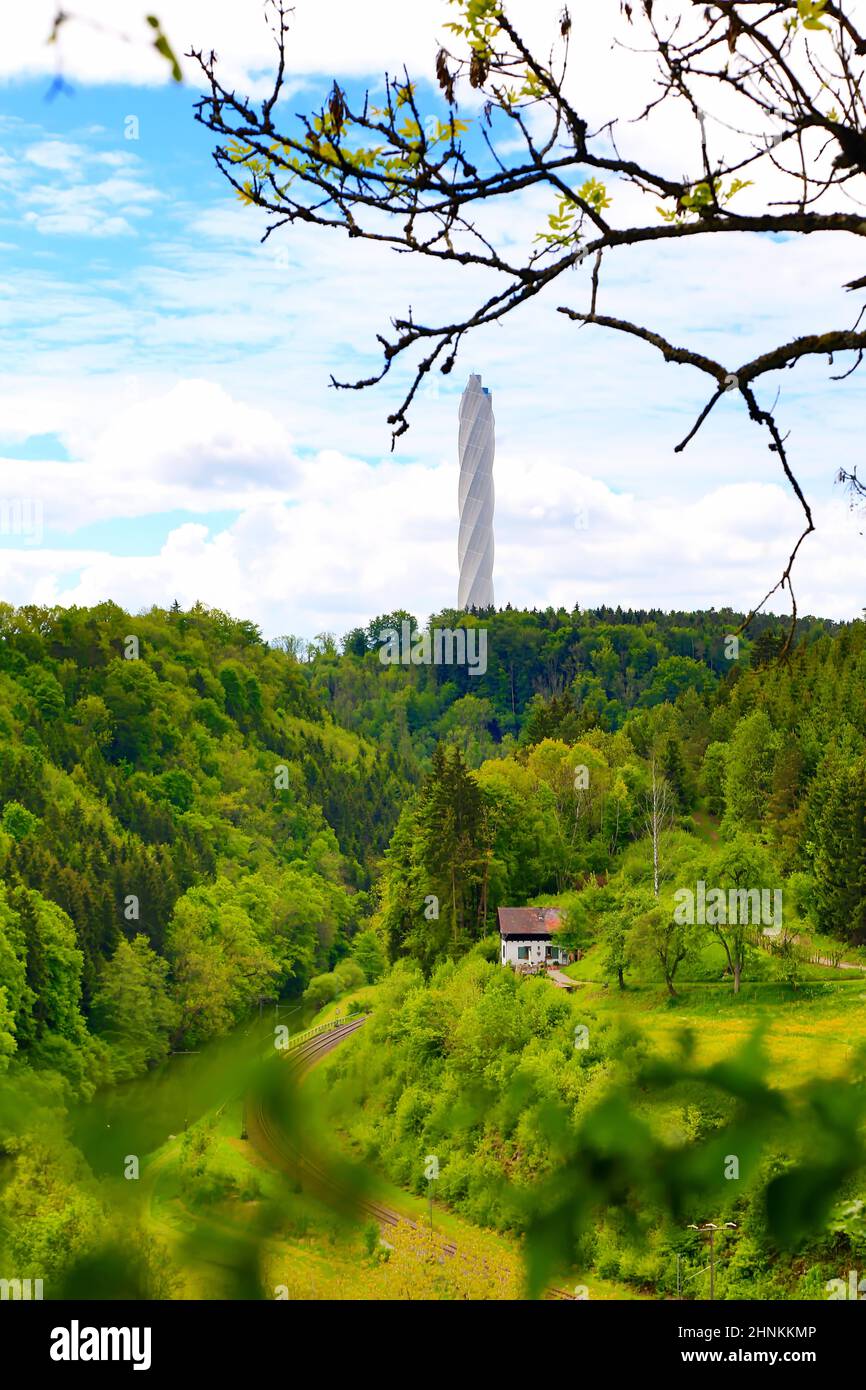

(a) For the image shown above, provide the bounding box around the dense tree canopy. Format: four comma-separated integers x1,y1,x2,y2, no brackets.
1,596,863,1301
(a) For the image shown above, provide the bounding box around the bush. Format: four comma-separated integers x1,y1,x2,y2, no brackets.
236,1171,262,1202
343,996,373,1016
786,871,816,924
351,929,386,983
469,933,500,963
303,973,339,1010
333,958,366,994
362,1220,381,1258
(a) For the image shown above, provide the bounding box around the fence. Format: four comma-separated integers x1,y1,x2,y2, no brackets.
743,929,861,971
745,927,792,955
283,1012,366,1053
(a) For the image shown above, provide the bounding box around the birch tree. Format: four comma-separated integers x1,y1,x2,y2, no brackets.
642,757,676,898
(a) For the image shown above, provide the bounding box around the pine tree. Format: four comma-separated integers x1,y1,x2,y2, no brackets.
811,755,866,942
661,735,689,810
417,745,490,953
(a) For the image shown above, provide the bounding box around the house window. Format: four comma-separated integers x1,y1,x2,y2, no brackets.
517,946,529,960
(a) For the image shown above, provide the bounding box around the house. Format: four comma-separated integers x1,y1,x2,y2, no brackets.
497,907,572,970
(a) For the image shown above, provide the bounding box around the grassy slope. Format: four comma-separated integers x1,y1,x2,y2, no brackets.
299,930,866,1292
564,944,866,1084
141,925,866,1296
139,1005,645,1299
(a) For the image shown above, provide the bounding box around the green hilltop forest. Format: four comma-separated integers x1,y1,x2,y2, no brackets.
0,598,865,1297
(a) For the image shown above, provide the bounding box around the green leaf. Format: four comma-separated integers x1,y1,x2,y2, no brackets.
766,1164,847,1246
797,0,830,30
146,16,182,82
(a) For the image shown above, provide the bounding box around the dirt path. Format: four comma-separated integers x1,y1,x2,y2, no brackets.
546,968,578,990
692,808,721,845
791,934,866,971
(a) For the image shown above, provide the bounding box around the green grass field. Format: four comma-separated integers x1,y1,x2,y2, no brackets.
563,942,866,1083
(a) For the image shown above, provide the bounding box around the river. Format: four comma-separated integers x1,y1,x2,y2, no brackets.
70,998,319,1177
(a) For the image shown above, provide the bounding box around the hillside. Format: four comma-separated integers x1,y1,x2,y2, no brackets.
0,599,864,1299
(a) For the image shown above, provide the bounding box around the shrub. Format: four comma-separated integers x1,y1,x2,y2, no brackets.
351,929,386,983
333,958,366,994
303,973,339,1009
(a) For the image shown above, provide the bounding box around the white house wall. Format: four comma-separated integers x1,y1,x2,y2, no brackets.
501,937,568,967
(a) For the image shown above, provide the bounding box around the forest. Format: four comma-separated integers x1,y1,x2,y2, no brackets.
0,598,864,1299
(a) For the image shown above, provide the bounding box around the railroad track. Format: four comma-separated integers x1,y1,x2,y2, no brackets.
248,1017,576,1301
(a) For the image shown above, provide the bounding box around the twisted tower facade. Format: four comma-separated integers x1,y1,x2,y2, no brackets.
457,373,495,611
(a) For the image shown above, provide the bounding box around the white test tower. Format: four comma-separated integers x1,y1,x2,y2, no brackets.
457,373,495,610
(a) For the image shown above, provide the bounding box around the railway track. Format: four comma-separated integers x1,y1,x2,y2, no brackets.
248,1017,576,1301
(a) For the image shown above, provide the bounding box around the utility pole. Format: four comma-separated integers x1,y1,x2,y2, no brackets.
687,1222,737,1300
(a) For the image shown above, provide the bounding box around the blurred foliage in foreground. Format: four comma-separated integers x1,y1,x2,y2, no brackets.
2,954,866,1298
314,956,866,1299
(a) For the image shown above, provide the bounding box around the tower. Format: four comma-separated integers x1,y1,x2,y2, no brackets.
457,373,495,610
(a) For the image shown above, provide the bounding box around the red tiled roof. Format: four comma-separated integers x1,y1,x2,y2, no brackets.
497,907,562,938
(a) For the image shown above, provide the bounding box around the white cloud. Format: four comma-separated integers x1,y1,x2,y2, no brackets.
1,0,844,214
1,1,452,89
2,119,159,238
0,389,862,637
24,139,86,172
1,7,864,632
88,378,297,492
0,380,298,530
23,208,135,237
20,169,159,236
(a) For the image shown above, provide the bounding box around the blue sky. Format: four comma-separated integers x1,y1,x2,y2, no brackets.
0,0,863,638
